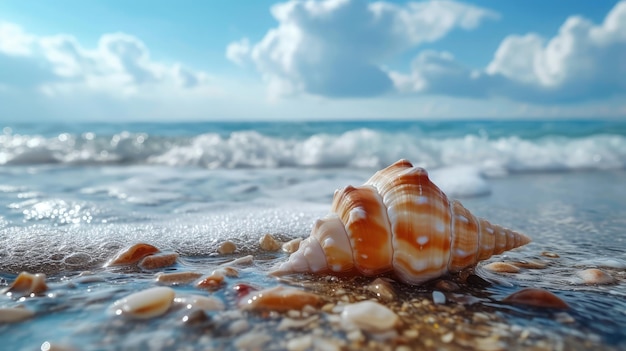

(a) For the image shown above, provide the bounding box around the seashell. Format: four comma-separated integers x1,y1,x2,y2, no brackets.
217,240,237,255
273,159,531,285
155,272,203,285
138,252,179,270
259,233,282,251
2,272,47,296
483,262,521,273
576,268,615,285
109,286,175,319
105,243,160,267
340,300,399,333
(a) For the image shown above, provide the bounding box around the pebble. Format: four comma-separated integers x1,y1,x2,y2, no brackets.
238,286,322,312
214,266,239,277
155,272,203,285
196,271,225,290
2,272,48,296
0,307,35,323
259,233,282,251
217,241,237,255
510,260,547,269
441,332,454,343
432,291,446,305
483,262,520,273
576,268,615,285
174,295,225,311
340,300,399,333
541,251,560,258
105,243,160,266
502,288,569,309
138,252,179,270
223,255,254,266
110,286,175,319
286,335,313,351
364,278,395,302
235,332,271,350
282,238,303,253
434,280,460,292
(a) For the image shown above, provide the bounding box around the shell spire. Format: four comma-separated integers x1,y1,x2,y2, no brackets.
274,159,531,285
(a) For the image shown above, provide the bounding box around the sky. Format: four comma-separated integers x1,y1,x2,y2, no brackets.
0,0,625,122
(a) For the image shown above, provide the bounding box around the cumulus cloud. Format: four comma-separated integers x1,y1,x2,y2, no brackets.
0,22,213,99
393,1,626,103
227,0,498,98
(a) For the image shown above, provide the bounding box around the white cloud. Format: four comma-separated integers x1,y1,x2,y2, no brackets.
227,0,498,99
0,22,214,100
394,1,626,103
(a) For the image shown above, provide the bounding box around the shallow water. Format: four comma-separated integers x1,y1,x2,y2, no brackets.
0,163,625,350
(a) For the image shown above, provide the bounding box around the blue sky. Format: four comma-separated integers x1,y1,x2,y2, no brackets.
0,0,624,121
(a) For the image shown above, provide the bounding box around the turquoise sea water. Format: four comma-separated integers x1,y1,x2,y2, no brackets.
1,120,625,349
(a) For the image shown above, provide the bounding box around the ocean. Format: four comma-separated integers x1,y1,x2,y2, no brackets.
1,120,625,350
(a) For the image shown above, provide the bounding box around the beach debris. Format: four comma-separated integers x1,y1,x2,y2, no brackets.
238,286,322,312
541,251,560,258
273,159,530,285
0,307,35,323
196,271,225,290
174,295,225,311
2,272,47,296
155,272,203,285
282,237,303,253
105,243,160,267
138,252,179,270
109,286,175,319
217,240,237,254
576,268,615,285
502,288,569,309
259,233,282,251
340,300,399,333
483,262,521,273
364,277,395,302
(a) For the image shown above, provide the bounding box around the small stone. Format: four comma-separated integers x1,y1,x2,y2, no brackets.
109,286,175,319
235,332,271,350
138,252,179,270
510,260,547,269
364,278,395,302
432,291,446,305
282,238,303,253
228,319,249,335
259,233,282,251
155,272,203,285
341,300,399,333
223,255,253,266
0,307,35,323
196,271,225,290
502,288,569,309
105,243,160,266
286,335,313,351
441,332,454,343
214,266,239,277
483,262,520,273
434,280,460,292
217,241,237,255
2,272,47,296
541,251,560,258
576,268,615,285
181,309,209,325
174,295,225,311
238,286,322,312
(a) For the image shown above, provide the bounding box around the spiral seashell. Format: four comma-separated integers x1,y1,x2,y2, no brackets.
274,159,531,285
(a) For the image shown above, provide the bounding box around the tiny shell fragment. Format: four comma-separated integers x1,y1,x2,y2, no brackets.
576,268,615,285
105,243,160,266
110,286,175,319
217,241,237,255
282,238,303,253
341,300,399,333
259,234,282,251
502,288,569,309
0,307,35,323
2,272,47,296
483,262,520,273
541,251,560,258
139,252,179,270
239,286,321,312
155,272,203,285
174,295,225,311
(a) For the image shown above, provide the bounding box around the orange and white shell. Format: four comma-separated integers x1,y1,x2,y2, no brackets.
274,159,531,285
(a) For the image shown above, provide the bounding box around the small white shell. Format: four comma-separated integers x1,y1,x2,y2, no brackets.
341,300,399,333
110,287,175,319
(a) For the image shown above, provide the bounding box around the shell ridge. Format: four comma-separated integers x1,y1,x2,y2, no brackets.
445,199,456,273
